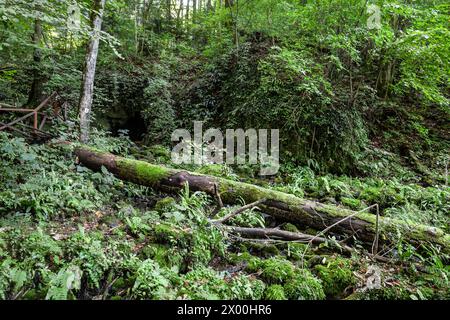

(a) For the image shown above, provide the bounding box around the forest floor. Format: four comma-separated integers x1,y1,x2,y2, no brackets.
0,124,448,300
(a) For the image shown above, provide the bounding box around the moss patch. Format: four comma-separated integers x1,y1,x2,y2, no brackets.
281,223,299,233
116,158,170,186
154,197,176,213
264,284,287,300
229,252,263,273
258,257,295,284
284,269,325,300
341,197,362,210
314,256,356,298
242,242,280,257
198,164,227,177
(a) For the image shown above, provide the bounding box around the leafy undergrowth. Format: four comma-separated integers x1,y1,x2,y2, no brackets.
0,132,449,300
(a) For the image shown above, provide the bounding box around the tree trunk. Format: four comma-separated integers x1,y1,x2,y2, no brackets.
193,0,197,23
78,0,106,143
166,0,172,28
177,0,182,19
186,0,190,20
27,17,44,106
224,0,238,48
74,146,450,252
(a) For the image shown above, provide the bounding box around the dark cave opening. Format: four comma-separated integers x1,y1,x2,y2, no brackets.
110,114,147,142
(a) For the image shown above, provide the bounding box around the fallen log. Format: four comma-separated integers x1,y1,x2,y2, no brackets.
220,225,352,250
74,146,450,252
218,225,395,263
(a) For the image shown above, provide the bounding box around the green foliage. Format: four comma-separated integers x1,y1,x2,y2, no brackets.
45,265,82,300
178,267,265,300
141,244,184,272
178,267,230,300
0,132,136,218
197,164,239,180
131,259,176,299
0,259,29,300
357,286,412,300
0,132,447,300
314,256,356,298
65,228,111,289
184,38,368,173
284,269,325,300
285,243,309,261
258,257,295,284
142,67,176,145
230,252,264,273
264,284,287,300
228,275,266,300
388,3,450,107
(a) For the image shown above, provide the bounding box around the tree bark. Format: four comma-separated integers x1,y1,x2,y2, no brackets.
193,0,197,22
186,0,190,20
220,225,354,253
27,17,44,106
166,0,172,27
78,0,106,143
74,146,450,252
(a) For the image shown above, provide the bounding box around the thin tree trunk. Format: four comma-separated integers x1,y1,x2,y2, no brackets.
193,0,197,21
78,0,106,143
224,0,238,48
176,0,183,30
166,0,172,26
27,17,44,106
186,0,190,20
134,2,139,53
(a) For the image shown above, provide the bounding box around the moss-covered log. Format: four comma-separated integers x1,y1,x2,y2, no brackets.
74,147,450,251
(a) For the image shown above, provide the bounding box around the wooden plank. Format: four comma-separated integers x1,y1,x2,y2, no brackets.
33,112,38,130
0,108,35,112
39,115,48,130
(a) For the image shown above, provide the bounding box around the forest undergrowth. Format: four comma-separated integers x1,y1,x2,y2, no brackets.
0,123,448,300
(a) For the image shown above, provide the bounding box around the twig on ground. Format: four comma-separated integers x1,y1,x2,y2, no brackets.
222,226,391,263
300,204,380,268
212,198,266,224
214,183,224,208
371,204,380,255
